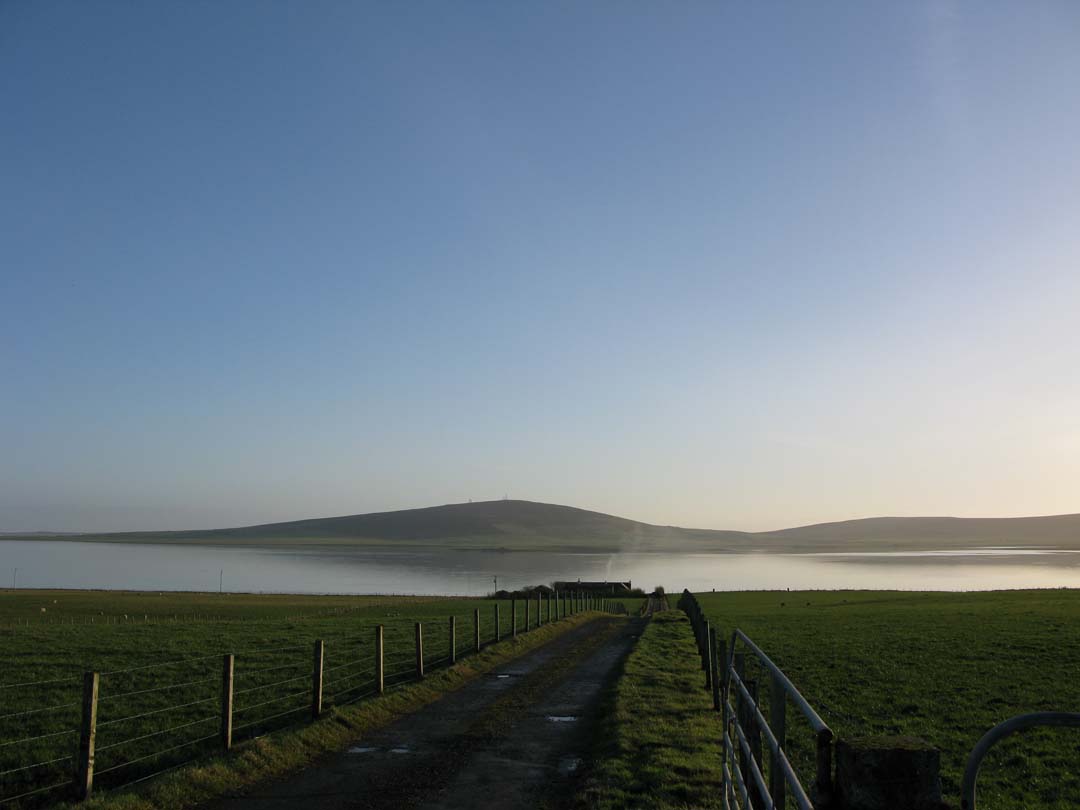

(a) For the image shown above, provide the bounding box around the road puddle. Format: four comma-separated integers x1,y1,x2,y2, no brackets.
545,715,578,722
347,746,378,754
390,747,411,754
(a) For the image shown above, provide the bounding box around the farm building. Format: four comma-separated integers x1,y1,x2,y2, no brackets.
552,580,633,594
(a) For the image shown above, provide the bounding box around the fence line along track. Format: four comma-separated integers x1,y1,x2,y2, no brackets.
1,590,621,809
678,589,832,810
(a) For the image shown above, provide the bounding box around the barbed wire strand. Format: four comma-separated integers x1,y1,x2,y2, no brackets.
234,661,306,679
322,672,375,692
235,687,310,716
98,676,217,703
0,700,79,722
322,657,374,675
97,695,217,728
95,732,218,777
233,672,310,697
340,684,380,704
233,704,307,734
0,675,79,691
97,714,218,753
0,753,73,778
0,727,76,749
0,778,71,806
102,654,220,677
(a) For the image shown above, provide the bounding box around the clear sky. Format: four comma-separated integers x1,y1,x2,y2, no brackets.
3,2,1079,533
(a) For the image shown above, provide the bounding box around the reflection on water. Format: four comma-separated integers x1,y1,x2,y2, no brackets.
3,540,1080,595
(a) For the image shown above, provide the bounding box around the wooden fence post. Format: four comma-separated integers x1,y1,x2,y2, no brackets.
415,622,424,678
770,672,787,808
449,615,456,664
536,591,542,626
311,640,324,719
376,625,384,694
221,654,234,751
494,604,501,642
700,616,710,673
703,621,713,690
473,608,480,652
709,627,721,712
526,596,531,630
511,599,517,636
75,671,98,800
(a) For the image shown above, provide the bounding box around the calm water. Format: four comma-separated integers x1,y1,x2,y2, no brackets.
3,540,1080,595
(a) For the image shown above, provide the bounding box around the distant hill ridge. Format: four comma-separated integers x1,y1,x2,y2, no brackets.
11,500,1080,553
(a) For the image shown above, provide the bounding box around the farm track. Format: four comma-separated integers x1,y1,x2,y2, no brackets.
201,615,643,810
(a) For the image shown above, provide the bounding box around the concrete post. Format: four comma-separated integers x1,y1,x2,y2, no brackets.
221,654,234,750
415,622,424,679
76,672,98,800
311,640,324,719
376,625,384,694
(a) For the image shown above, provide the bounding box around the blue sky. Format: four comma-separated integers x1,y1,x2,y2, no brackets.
3,2,1080,532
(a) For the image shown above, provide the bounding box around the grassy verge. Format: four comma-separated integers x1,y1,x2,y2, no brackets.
574,611,723,809
696,589,1080,810
51,611,606,810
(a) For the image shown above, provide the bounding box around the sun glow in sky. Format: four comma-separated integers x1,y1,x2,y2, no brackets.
3,2,1080,533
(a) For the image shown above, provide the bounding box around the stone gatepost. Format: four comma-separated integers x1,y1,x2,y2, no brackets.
834,736,947,810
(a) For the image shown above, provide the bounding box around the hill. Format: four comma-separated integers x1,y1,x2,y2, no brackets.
31,500,747,553
8,500,1080,553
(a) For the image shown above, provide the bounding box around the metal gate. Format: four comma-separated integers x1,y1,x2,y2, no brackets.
960,711,1080,810
680,590,833,810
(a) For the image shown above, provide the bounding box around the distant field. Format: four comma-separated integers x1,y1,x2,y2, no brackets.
695,589,1080,810
0,589,627,808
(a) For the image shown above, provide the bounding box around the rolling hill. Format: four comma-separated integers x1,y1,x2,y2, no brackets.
7,500,1080,553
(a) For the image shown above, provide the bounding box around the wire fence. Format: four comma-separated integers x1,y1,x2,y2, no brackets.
0,591,621,808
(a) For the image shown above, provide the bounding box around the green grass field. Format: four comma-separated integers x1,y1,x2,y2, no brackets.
694,589,1080,809
579,611,723,809
0,589,617,808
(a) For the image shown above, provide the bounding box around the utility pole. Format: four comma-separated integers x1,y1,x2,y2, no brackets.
493,576,497,593
219,570,223,594
12,568,16,589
